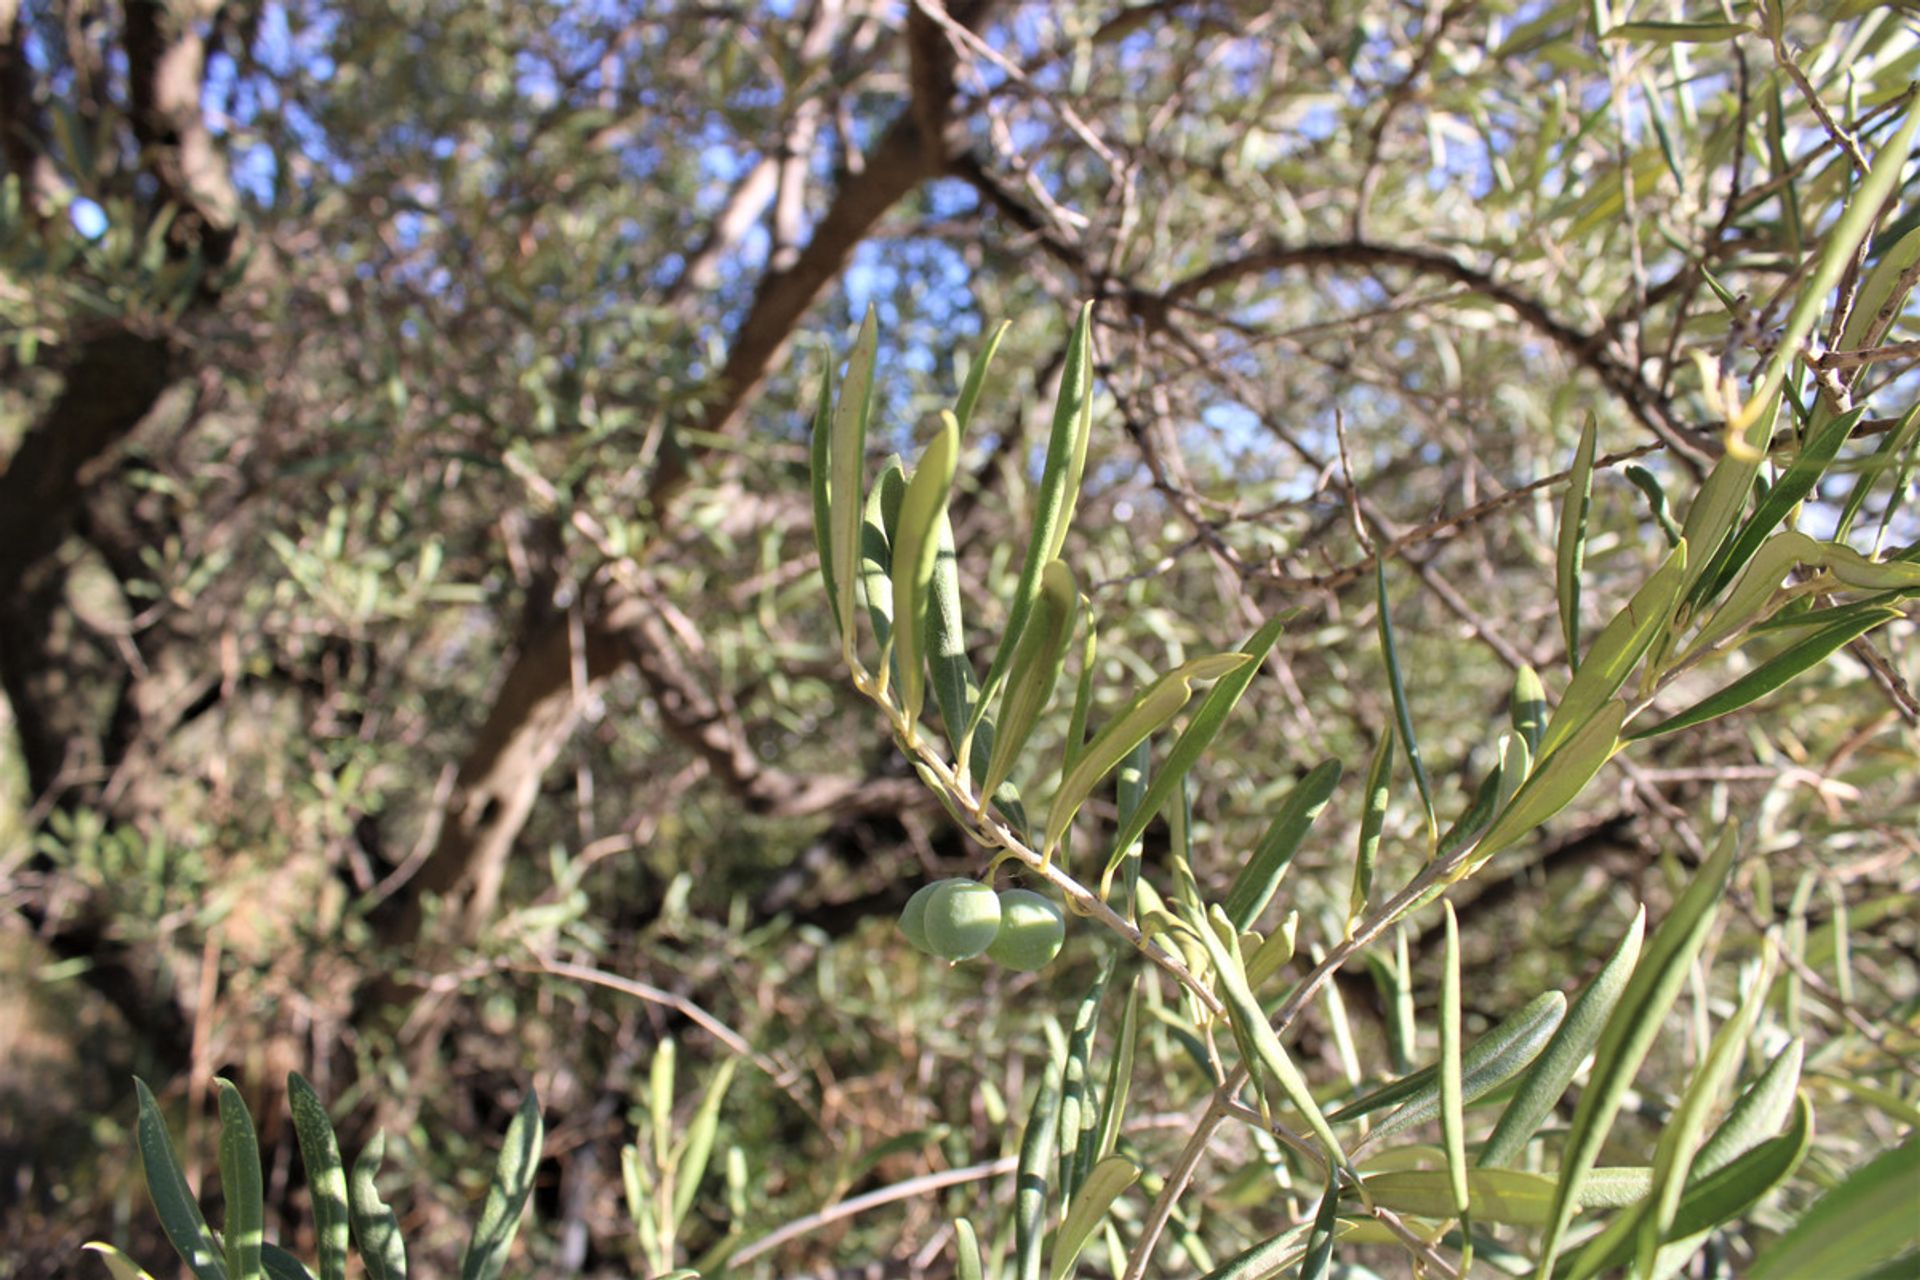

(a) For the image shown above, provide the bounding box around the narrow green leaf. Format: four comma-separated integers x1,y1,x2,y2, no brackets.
1197,1221,1315,1280
460,1091,543,1280
671,1059,737,1229
1223,759,1341,931
1016,1059,1064,1280
1631,608,1898,740
259,1246,316,1280
830,307,879,670
858,460,905,656
651,1042,675,1169
1042,653,1251,861
954,321,1011,431
1471,699,1626,866
1436,760,1505,863
1749,1135,1920,1280
1684,530,1823,661
287,1074,349,1280
1564,1062,1806,1280
1511,666,1547,758
1095,982,1140,1163
1104,615,1286,889
1244,910,1298,992
973,303,1095,736
1558,416,1598,668
1481,909,1645,1167
1104,736,1152,904
1534,833,1736,1276
954,1218,983,1280
891,412,961,734
1376,560,1435,838
1636,953,1777,1274
82,1244,161,1280
348,1133,406,1280
1195,906,1353,1178
1439,904,1470,1223
1049,1155,1139,1280
1338,991,1565,1137
1698,407,1866,603
1538,538,1687,761
1625,465,1683,547
133,1078,226,1280
1062,609,1098,778
1348,729,1393,929
1603,19,1750,42
1664,1094,1811,1246
982,560,1078,803
1299,1165,1343,1280
1837,400,1920,539
1732,102,1920,467
1366,1168,1558,1226
214,1080,264,1280
1695,1039,1802,1179
1061,973,1109,1204
927,504,1027,827
809,362,838,632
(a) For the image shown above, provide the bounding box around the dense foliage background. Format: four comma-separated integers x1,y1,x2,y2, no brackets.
2,0,1916,1276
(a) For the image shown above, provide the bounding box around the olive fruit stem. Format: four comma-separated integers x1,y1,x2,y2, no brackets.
857,674,1225,1018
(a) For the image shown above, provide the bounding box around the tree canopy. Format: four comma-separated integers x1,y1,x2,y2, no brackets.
3,1,1918,1276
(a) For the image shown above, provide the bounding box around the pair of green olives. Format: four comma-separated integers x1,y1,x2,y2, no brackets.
898,880,1066,971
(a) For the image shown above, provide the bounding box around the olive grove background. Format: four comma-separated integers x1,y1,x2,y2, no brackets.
1,0,1916,1276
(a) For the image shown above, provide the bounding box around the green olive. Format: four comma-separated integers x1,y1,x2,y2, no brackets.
922,880,1003,961
987,888,1065,971
898,879,958,954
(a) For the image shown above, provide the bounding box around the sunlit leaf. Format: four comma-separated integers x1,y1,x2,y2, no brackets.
460,1091,543,1280
1558,416,1598,668
1042,653,1250,862
890,412,960,735
134,1078,226,1280
215,1080,264,1280
1223,759,1342,931
1480,909,1645,1168
1104,615,1287,894
1534,832,1735,1275
287,1074,349,1280
1048,1155,1138,1280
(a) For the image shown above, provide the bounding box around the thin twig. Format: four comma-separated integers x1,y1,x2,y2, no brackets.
730,1156,1018,1268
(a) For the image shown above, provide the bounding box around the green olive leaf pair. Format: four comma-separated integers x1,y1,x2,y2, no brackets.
1042,652,1251,863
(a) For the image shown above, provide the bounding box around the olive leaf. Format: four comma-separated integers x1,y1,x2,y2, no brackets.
134,1077,226,1280
828,306,879,671
82,1244,161,1280
1015,1059,1064,1280
1042,652,1250,862
459,1091,543,1280
215,1080,265,1280
890,412,960,736
1537,538,1686,762
1470,698,1626,867
349,1133,407,1280
971,303,1094,741
1347,729,1394,928
1480,910,1645,1167
1557,415,1597,667
1101,615,1287,895
1048,1155,1139,1280
1533,831,1736,1276
982,559,1078,804
287,1074,350,1280
1376,560,1435,839
1223,758,1342,931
